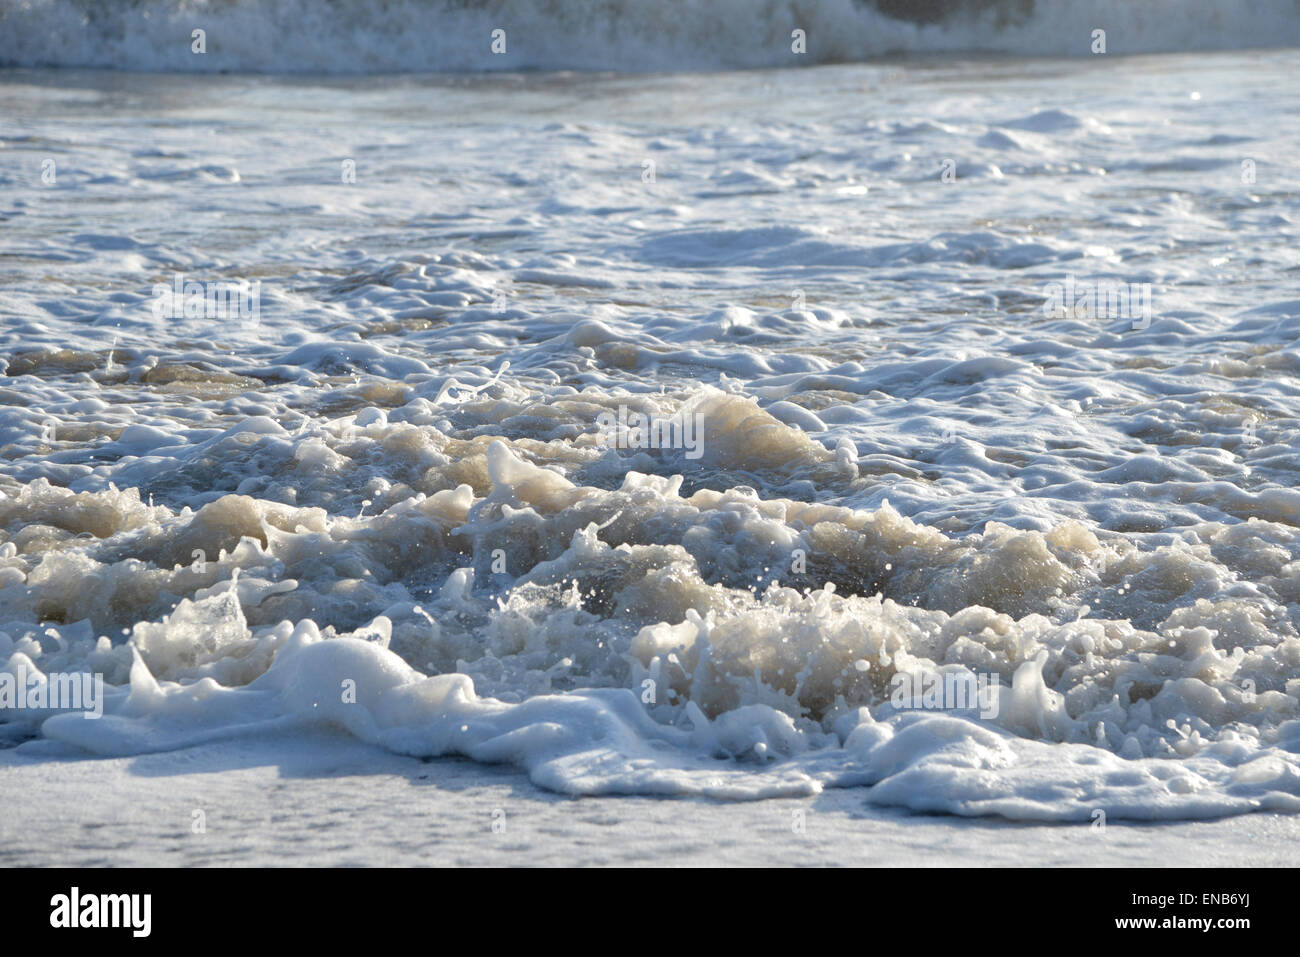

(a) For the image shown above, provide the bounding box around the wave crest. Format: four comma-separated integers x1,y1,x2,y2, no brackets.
2,0,1298,73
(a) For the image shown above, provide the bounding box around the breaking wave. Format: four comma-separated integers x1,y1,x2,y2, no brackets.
2,0,1299,73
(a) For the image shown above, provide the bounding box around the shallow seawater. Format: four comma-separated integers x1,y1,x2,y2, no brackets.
2,52,1300,819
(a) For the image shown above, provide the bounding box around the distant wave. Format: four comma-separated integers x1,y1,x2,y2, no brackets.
2,0,1299,73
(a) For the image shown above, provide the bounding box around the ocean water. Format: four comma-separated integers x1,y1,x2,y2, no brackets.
3,3,1300,822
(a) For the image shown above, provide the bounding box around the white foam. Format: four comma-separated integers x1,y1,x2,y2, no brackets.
3,52,1300,821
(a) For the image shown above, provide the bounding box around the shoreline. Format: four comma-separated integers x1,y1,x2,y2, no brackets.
3,732,1296,867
